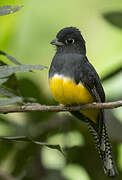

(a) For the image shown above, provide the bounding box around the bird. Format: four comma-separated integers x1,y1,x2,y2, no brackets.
49,27,118,177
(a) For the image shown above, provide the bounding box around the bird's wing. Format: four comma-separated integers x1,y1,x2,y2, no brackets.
78,56,105,103
73,55,105,134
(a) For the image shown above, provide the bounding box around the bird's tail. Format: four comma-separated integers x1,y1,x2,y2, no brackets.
86,119,118,177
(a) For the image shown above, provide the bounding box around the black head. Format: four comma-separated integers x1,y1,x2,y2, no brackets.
50,27,86,54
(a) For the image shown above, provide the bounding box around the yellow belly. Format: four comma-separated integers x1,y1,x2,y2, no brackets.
49,76,99,123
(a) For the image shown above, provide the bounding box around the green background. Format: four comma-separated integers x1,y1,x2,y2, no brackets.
0,0,121,179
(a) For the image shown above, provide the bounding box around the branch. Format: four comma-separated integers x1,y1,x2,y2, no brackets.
0,100,122,114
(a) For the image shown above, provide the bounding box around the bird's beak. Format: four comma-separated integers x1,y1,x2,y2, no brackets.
50,38,64,46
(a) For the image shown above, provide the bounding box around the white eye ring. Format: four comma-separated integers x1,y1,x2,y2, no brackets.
65,39,74,44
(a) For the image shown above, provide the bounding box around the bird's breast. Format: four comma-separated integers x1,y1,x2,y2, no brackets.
49,74,94,105
49,74,99,123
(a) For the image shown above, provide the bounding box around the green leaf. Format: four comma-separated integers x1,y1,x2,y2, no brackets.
0,64,47,78
0,78,8,85
101,66,122,81
0,50,21,65
3,74,19,92
0,86,37,105
0,5,22,16
0,141,14,163
0,136,64,154
0,96,23,106
103,12,122,28
0,60,21,97
31,140,64,154
0,87,16,97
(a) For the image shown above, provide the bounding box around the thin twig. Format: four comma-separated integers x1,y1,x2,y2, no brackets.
0,100,121,114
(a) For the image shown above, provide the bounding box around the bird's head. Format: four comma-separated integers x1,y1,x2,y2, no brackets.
50,27,86,54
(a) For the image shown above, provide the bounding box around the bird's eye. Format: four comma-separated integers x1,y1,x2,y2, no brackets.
65,39,74,44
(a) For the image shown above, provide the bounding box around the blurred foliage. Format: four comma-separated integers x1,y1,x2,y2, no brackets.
103,12,122,29
0,5,22,16
0,0,121,180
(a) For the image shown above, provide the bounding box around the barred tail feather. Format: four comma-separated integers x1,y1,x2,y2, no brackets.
100,123,118,177
86,120,118,177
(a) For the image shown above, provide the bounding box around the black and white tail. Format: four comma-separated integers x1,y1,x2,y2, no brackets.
86,119,118,177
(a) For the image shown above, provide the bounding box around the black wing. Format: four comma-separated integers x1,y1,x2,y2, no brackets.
73,55,105,134
74,56,105,103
